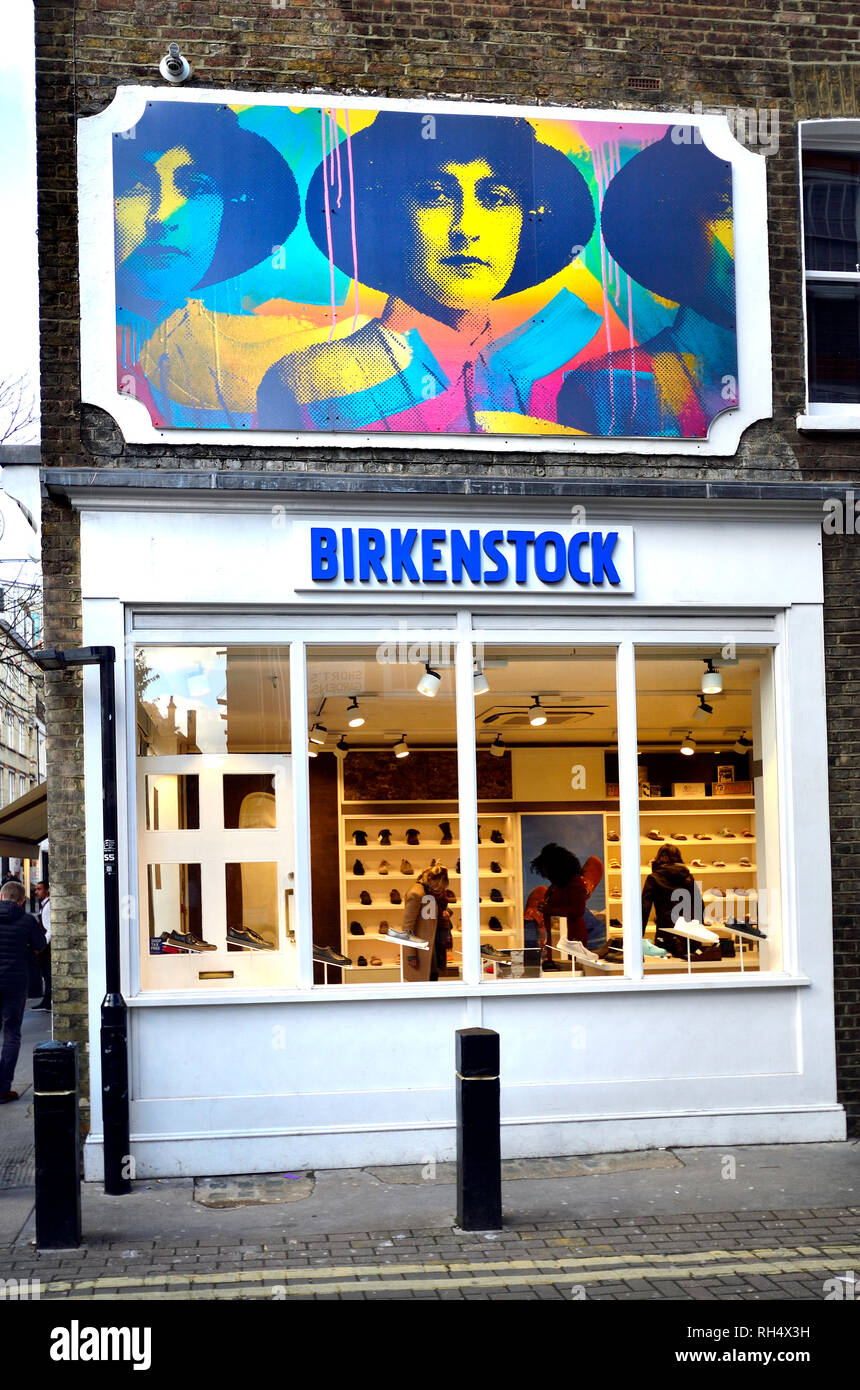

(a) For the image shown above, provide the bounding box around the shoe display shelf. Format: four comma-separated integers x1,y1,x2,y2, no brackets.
603,803,760,968
340,811,519,979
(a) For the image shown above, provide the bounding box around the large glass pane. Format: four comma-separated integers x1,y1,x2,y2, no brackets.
472,645,619,982
806,282,860,404
803,151,860,272
136,646,295,991
634,647,781,975
306,640,461,985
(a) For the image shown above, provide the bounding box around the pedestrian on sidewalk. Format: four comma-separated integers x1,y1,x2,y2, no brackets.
32,880,51,1012
0,882,46,1103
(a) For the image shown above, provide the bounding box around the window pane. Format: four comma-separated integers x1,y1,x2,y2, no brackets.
146,863,203,949
223,774,276,830
225,862,279,950
803,152,860,272
807,282,860,403
307,641,461,986
473,645,619,983
144,774,199,830
634,648,781,974
135,646,291,754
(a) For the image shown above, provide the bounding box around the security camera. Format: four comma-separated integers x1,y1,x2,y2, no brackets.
159,42,191,85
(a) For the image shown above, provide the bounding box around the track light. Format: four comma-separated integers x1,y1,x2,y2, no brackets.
490,735,506,758
346,697,365,728
529,695,547,727
394,734,410,759
417,664,442,698
693,696,713,724
473,663,490,697
733,733,753,755
680,732,696,756
701,659,722,695
335,736,349,758
309,722,327,745
308,745,318,759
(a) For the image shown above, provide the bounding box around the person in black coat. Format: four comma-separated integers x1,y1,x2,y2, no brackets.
642,845,703,957
0,882,46,1102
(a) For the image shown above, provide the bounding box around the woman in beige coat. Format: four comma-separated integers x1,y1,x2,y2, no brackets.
402,863,451,982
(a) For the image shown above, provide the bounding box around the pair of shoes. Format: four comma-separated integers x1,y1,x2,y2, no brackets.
160,930,216,952
31,1000,51,1011
0,1091,19,1104
349,922,364,936
353,859,365,875
406,828,420,846
352,830,367,846
490,829,504,844
439,821,453,844
227,925,275,951
383,924,429,949
313,945,352,967
370,956,382,966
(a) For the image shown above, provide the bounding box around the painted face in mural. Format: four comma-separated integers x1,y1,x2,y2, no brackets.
403,159,523,312
114,146,224,307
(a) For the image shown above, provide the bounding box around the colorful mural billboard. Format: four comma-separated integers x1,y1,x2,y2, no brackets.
112,100,738,440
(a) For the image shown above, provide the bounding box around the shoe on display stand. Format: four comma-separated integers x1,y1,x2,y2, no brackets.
384,925,429,949
726,920,767,941
490,829,504,844
370,956,382,966
160,931,216,953
694,833,713,841
672,832,688,840
642,938,669,958
669,918,720,945
490,861,502,873
353,830,367,846
718,828,736,838
313,945,352,967
378,860,389,875
227,925,275,951
400,859,413,875
490,888,504,902
556,938,601,964
353,859,365,875
378,829,392,846
647,830,664,841
691,858,707,868
541,959,563,972
607,831,619,842
488,916,503,931
713,859,727,868
359,890,372,905
389,889,402,904
610,859,621,869
738,857,752,867
481,944,508,963
406,828,420,846
357,956,368,967
349,922,364,935
439,821,453,844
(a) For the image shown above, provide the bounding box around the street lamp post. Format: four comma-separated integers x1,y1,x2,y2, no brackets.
32,645,130,1196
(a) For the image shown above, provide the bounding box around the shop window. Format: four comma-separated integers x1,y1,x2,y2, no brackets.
471,645,620,983
136,646,295,991
634,647,781,975
801,125,860,412
306,641,462,986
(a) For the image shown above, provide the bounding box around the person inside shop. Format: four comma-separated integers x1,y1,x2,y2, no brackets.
32,881,51,1013
0,882,46,1103
402,863,453,983
641,844,703,957
530,843,588,957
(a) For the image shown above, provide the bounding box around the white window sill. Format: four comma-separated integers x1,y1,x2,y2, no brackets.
797,412,860,431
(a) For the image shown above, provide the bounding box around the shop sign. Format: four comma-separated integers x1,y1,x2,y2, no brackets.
295,524,634,593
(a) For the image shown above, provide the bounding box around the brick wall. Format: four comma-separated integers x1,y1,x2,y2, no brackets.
35,0,859,1132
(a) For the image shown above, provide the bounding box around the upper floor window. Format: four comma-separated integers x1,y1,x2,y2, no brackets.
801,121,860,418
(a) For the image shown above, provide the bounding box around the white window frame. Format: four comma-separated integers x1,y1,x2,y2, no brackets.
123,612,792,1005
798,118,860,430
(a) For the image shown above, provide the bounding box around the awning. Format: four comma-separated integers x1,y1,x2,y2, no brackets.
0,782,47,858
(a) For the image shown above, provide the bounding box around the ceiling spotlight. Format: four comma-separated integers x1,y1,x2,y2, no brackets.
733,733,753,755
308,745,318,759
394,734,410,759
490,735,506,758
473,663,490,697
309,722,327,745
680,732,696,756
529,695,547,727
692,696,713,724
701,659,722,695
346,696,365,728
417,664,442,698
335,736,349,757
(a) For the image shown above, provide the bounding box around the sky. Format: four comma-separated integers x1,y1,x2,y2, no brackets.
0,0,39,444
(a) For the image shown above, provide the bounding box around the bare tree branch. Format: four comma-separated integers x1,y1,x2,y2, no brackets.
0,373,37,447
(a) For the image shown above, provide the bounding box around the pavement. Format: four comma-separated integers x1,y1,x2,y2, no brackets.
1,1006,858,1303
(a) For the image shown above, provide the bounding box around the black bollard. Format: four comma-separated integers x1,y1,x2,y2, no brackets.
34,1041,81,1249
455,1027,502,1231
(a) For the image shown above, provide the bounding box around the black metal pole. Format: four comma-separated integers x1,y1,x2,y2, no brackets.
96,647,130,1196
455,1028,502,1231
34,1041,81,1248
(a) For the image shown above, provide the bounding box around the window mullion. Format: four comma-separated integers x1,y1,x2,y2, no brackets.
616,641,643,981
289,639,314,989
455,613,481,986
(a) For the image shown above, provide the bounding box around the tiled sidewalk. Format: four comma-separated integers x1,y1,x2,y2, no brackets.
6,1207,858,1300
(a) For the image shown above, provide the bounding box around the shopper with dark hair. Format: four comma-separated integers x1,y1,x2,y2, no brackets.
530,842,588,950
0,882,46,1103
642,844,703,956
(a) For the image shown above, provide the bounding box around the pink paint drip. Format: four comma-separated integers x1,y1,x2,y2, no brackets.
626,271,638,425
593,142,615,432
329,109,343,209
344,109,360,329
321,109,337,342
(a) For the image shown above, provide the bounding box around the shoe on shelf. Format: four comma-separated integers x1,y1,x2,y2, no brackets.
541,959,563,972
400,859,413,875
353,859,365,875
490,861,502,873
455,859,461,874
738,857,752,867
647,830,664,841
31,1000,52,1011
406,828,420,846
378,860,389,875
610,860,621,869
718,828,736,838
359,890,372,905
642,938,669,958
713,859,727,868
384,925,429,949
160,930,216,953
694,833,713,841
378,829,392,846
352,830,368,846
476,824,482,843
0,1091,19,1104
378,921,389,934
370,956,383,966
740,829,755,838
313,945,352,968
691,858,707,868
349,922,364,936
439,821,453,844
672,832,688,840
357,956,368,967
227,925,275,951
490,888,504,902
488,916,503,931
490,829,504,844
607,831,619,842
389,889,402,905
481,944,508,962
